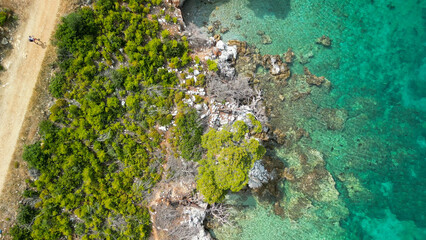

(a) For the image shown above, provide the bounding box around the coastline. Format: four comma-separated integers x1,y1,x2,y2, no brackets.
2,0,425,239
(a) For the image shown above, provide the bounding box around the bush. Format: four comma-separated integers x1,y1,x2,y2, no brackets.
196,120,265,203
49,73,66,98
10,225,33,240
23,189,39,198
0,8,12,26
17,205,39,226
207,59,218,72
54,8,98,53
22,142,48,171
171,108,203,161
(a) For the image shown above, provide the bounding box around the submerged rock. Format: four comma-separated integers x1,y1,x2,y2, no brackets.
316,35,332,47
319,108,348,131
1,38,8,45
284,48,295,63
256,30,265,36
220,27,229,34
261,34,272,45
304,67,327,86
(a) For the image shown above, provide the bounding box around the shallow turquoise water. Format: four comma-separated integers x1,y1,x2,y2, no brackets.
183,0,426,239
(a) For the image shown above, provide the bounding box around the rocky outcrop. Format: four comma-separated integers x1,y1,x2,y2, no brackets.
304,67,329,86
1,38,8,45
284,48,295,64
263,55,291,82
184,205,213,240
167,0,186,7
248,160,273,189
227,40,247,56
214,40,237,78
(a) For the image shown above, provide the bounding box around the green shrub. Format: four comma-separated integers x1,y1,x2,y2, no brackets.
0,8,12,26
22,142,48,171
23,189,39,198
17,205,39,226
171,108,203,161
196,74,205,86
49,73,66,98
161,29,170,39
22,0,192,238
196,120,265,203
207,59,218,72
10,225,33,240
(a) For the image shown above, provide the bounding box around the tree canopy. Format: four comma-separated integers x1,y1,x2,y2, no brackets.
197,118,265,203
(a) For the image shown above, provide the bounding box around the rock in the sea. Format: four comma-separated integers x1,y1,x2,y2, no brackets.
220,27,229,34
227,40,247,55
248,160,272,188
263,55,291,81
235,13,242,20
316,35,332,47
304,67,326,86
1,37,8,45
261,34,272,45
284,48,295,63
207,25,214,33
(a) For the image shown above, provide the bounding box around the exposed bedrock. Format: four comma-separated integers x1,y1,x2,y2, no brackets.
248,160,273,189
167,0,186,7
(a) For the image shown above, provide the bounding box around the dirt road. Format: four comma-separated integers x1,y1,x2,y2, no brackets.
0,0,61,195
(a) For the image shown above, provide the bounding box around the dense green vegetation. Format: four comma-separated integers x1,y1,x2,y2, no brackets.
206,59,218,72
13,0,194,239
0,8,13,26
170,107,203,161
12,0,266,238
196,119,265,203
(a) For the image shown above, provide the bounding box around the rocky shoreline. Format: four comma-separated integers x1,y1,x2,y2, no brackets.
149,1,347,239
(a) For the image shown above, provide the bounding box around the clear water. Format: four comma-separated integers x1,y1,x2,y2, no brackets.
183,0,426,239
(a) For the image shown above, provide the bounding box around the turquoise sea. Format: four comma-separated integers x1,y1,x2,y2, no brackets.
183,0,426,239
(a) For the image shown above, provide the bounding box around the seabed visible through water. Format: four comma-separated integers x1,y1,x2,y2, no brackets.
183,0,426,239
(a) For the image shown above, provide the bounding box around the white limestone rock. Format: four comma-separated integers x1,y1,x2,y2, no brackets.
248,160,272,189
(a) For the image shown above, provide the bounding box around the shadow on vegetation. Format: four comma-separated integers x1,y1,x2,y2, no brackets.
246,0,291,20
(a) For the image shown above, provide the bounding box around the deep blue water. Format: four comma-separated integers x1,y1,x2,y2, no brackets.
183,0,426,239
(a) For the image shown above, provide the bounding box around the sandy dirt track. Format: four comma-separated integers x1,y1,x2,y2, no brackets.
0,0,61,195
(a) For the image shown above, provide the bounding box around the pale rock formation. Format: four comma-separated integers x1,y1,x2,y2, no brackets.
214,40,237,78
248,160,272,189
183,206,212,240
